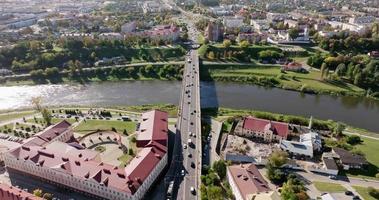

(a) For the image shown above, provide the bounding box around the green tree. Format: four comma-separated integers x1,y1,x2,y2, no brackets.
212,160,226,179
354,72,363,86
346,135,362,145
334,122,346,137
207,186,223,200
268,150,288,167
41,108,52,126
288,28,299,40
33,189,43,197
239,40,249,49
42,193,53,200
320,63,327,79
335,63,347,77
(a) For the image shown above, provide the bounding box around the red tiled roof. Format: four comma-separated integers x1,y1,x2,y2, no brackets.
243,117,289,138
6,110,168,195
0,183,43,200
137,110,168,147
23,120,72,147
228,164,271,200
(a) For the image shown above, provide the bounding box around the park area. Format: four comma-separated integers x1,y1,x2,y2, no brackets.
202,63,365,96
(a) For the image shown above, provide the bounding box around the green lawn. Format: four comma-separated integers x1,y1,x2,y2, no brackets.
204,64,365,96
0,123,13,133
74,120,136,134
313,182,347,193
118,136,138,167
347,137,379,179
0,111,36,122
353,186,378,200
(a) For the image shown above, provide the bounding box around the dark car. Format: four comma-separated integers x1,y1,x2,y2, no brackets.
345,191,353,196
353,196,361,200
191,162,195,168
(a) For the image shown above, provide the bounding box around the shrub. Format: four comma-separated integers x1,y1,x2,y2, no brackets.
368,187,379,199
128,148,134,155
346,135,362,145
111,127,117,132
131,137,137,143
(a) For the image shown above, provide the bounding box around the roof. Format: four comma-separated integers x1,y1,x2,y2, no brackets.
228,164,271,200
284,62,303,69
242,117,289,138
0,183,43,200
280,140,313,157
6,110,168,195
23,120,72,147
323,157,339,170
137,110,168,145
333,147,367,166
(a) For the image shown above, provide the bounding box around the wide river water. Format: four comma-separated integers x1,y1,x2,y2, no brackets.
1,80,379,132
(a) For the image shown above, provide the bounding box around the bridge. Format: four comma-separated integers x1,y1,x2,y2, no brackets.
163,50,202,200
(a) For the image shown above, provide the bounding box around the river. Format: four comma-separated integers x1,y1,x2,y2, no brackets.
1,80,378,132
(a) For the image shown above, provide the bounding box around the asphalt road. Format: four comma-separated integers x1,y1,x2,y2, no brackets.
173,50,201,200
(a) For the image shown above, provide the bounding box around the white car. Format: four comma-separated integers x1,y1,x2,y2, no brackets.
183,144,187,149
181,170,185,176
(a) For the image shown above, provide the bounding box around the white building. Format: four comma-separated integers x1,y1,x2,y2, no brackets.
99,32,124,40
223,16,244,29
250,19,270,32
280,131,322,158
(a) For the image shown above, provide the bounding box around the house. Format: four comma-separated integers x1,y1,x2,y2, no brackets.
205,22,224,42
223,16,244,29
234,117,290,142
280,131,322,158
322,157,339,176
332,147,367,170
237,32,267,43
0,183,43,200
227,164,275,200
281,62,306,72
250,19,270,31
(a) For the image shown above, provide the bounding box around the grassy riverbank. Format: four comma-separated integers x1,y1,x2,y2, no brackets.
200,63,366,97
1,63,184,86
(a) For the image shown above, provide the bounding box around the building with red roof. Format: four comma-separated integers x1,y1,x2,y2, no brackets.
281,62,305,72
234,117,290,142
4,110,168,200
227,164,278,200
0,183,43,200
137,110,168,148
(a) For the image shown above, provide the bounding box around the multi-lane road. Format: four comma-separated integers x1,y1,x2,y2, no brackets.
175,50,201,200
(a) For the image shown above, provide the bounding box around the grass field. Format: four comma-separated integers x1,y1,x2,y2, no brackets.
204,64,365,96
313,181,347,193
0,111,36,122
347,137,379,179
353,186,378,200
74,120,136,134
118,136,138,167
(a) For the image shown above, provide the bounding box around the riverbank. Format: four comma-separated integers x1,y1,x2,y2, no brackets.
200,63,373,99
1,63,184,86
